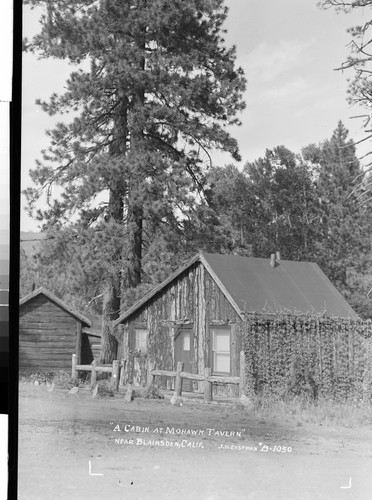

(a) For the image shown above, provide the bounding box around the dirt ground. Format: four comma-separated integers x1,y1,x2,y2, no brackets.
18,383,372,500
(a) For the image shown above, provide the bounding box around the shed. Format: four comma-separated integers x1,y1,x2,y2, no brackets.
19,287,93,373
114,252,358,393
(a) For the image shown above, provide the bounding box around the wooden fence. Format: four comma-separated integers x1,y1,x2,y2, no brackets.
72,351,247,401
71,354,121,392
150,351,246,402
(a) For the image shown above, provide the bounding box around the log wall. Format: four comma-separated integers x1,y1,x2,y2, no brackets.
81,332,101,364
19,294,82,372
122,261,242,393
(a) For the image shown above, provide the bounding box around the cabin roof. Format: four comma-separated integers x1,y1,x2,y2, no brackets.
20,287,92,327
114,252,358,326
201,252,358,319
113,254,200,326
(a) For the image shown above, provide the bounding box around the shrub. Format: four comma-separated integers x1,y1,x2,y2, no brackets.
52,372,80,390
24,371,81,389
144,384,164,399
93,380,115,398
28,372,54,385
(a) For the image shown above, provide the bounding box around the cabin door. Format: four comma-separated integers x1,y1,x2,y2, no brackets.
174,326,194,392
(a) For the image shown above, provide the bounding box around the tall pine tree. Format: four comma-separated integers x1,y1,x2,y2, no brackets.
303,121,372,315
23,0,246,361
204,164,254,255
202,148,317,260
243,146,315,260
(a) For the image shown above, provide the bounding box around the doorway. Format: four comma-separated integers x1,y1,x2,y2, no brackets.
174,326,194,392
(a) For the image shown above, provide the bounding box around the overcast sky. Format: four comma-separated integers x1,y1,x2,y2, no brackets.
21,0,369,231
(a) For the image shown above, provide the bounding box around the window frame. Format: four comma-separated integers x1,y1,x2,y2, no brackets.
210,325,231,376
134,328,148,353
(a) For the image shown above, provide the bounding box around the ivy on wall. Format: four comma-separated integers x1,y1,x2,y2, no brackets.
242,313,372,403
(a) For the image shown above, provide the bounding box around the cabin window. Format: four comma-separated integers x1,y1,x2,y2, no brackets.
134,328,147,353
183,330,191,351
210,326,231,375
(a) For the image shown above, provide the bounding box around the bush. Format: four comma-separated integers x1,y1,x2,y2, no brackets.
144,384,164,399
93,380,115,398
28,372,54,385
52,372,80,390
24,371,80,390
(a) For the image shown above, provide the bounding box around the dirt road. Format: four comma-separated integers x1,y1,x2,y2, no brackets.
18,384,372,500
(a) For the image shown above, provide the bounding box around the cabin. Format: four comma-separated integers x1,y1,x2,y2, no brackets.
114,252,358,394
19,287,97,373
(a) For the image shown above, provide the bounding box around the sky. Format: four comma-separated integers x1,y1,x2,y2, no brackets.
21,0,370,232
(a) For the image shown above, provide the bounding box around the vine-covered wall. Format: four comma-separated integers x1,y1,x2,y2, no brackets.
242,313,372,402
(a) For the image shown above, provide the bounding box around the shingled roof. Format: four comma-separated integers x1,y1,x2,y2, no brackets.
114,252,358,326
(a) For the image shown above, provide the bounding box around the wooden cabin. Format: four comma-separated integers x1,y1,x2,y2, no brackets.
19,287,95,373
114,252,358,394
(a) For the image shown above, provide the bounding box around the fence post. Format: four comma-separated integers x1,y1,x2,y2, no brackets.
119,358,126,387
174,361,184,397
204,367,212,403
239,351,246,397
111,360,120,392
72,353,77,379
91,360,97,386
147,360,155,386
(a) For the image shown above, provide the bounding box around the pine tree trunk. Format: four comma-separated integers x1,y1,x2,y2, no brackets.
125,18,145,289
100,185,125,363
100,281,119,364
99,88,130,363
127,204,143,288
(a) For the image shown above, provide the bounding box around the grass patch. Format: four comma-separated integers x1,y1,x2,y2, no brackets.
252,395,372,428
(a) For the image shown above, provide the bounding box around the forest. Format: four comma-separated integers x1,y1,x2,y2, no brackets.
20,0,372,361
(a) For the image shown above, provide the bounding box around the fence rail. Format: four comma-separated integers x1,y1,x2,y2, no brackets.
71,354,122,391
71,350,246,401
150,351,246,402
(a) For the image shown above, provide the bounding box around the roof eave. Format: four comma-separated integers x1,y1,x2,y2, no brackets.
19,287,92,327
113,253,201,326
199,252,244,320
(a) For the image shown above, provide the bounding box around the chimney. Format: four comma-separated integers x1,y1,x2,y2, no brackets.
275,251,281,262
